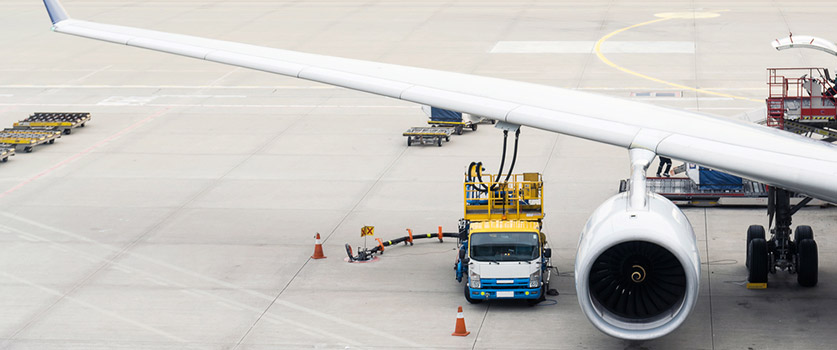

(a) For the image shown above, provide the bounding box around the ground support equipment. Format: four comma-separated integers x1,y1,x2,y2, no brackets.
345,228,459,262
0,129,61,153
14,112,91,135
403,127,453,147
0,147,14,163
427,120,477,135
619,177,824,207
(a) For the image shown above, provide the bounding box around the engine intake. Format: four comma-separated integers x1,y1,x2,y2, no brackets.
590,241,687,319
576,192,700,340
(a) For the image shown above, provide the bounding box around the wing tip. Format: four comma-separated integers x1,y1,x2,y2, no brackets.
43,0,70,25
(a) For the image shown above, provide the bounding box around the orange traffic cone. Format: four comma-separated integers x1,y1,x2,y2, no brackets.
311,233,326,259
451,306,470,336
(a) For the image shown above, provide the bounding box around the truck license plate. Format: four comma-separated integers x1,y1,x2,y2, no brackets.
496,291,514,298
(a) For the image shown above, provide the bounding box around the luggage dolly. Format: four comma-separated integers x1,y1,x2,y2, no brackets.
0,129,61,153
14,112,91,135
403,126,454,147
427,120,478,135
0,147,14,163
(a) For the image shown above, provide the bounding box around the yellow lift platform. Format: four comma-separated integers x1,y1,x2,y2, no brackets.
0,129,61,153
463,172,544,222
14,112,91,135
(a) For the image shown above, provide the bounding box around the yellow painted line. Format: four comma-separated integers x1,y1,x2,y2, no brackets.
594,11,761,103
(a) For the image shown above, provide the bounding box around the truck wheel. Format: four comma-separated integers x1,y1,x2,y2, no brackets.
748,238,768,284
470,123,478,131
746,225,765,268
464,285,482,304
407,137,412,147
456,126,463,135
797,238,818,287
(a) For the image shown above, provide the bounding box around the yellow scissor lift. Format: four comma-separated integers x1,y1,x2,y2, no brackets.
14,112,91,135
464,172,544,222
0,129,61,153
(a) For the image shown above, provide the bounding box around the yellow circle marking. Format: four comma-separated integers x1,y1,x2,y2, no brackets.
594,11,759,102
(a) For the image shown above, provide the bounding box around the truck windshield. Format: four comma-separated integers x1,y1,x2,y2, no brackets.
470,232,539,261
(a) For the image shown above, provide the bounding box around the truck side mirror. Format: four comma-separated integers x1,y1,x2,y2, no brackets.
543,248,552,258
459,249,467,260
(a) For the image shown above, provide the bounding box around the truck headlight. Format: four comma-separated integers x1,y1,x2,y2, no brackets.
469,269,481,289
529,270,540,288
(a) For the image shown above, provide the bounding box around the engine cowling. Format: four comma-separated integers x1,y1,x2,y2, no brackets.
575,192,700,340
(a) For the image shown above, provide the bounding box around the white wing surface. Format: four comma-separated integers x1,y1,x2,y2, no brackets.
42,0,837,203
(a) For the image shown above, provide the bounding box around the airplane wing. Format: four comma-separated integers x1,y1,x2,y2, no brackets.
41,0,837,203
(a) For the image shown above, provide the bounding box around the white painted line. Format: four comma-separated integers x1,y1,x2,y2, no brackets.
491,41,695,53
214,301,244,311
97,96,158,106
113,266,133,274
1,212,423,348
144,277,170,287
49,244,70,253
179,290,204,299
17,235,40,242
0,271,188,343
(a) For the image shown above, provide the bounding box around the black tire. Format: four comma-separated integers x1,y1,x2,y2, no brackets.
456,126,463,135
406,137,411,147
48,139,55,144
470,123,478,131
746,225,765,268
80,123,85,127
795,225,813,242
1,157,7,163
748,238,769,284
24,147,33,153
445,136,450,142
63,129,71,135
464,285,482,304
797,238,818,287
437,137,442,147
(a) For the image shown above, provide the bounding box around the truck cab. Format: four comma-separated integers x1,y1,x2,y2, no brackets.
455,171,551,304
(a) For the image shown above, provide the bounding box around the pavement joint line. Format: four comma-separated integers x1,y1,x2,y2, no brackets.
0,214,368,347
593,12,762,103
470,302,491,350
0,107,173,201
0,271,189,344
704,209,716,350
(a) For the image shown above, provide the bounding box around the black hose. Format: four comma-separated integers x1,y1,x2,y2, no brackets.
490,130,509,191
503,128,521,183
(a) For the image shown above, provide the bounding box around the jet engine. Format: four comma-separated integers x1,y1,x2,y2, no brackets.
575,192,700,340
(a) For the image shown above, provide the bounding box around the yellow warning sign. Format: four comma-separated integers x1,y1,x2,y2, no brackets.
361,226,374,237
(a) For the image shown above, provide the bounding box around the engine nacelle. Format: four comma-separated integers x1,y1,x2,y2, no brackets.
575,192,700,340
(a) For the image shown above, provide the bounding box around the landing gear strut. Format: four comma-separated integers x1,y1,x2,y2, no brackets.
746,187,818,287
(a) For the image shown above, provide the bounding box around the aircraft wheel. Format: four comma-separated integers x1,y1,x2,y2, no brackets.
748,238,768,284
797,238,818,287
795,225,813,242
746,225,765,268
464,285,482,304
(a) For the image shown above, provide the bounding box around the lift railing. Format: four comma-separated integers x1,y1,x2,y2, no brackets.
766,68,837,129
464,173,543,222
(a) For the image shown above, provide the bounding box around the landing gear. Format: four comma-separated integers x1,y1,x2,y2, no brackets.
746,188,818,287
